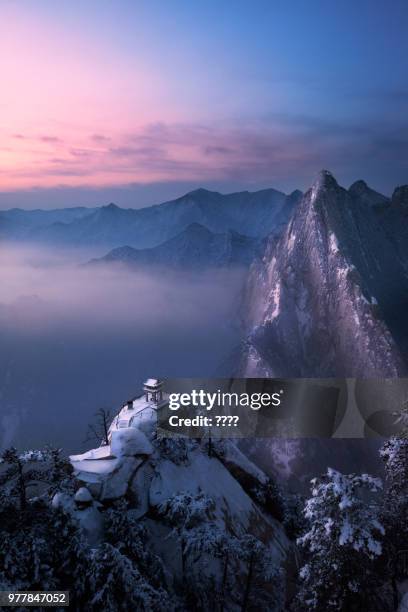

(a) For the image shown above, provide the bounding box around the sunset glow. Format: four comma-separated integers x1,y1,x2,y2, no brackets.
1,0,407,200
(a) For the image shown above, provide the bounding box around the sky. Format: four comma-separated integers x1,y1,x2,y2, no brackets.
0,0,407,208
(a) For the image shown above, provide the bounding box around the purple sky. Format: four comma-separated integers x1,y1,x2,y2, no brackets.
1,0,407,208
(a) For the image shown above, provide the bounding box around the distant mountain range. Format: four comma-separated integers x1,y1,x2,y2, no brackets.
3,173,408,377
0,206,96,240
88,222,261,270
241,171,408,377
0,187,302,249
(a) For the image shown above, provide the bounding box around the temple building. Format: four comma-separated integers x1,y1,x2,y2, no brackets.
143,378,164,404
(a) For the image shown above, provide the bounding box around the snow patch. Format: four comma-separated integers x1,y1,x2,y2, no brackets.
266,281,281,321
287,232,296,253
329,232,339,255
111,428,153,457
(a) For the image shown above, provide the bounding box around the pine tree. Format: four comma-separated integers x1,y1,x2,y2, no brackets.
239,534,284,612
84,543,169,612
0,447,49,510
157,491,215,577
158,492,234,608
294,468,385,611
0,446,75,510
44,446,74,491
283,492,306,540
0,498,87,595
104,500,168,592
47,507,90,608
380,402,408,608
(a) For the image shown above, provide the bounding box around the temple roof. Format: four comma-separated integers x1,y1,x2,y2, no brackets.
144,378,162,388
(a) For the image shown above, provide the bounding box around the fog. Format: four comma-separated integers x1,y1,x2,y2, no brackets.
0,243,244,453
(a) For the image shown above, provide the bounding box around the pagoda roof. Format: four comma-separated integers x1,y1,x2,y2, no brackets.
144,378,162,388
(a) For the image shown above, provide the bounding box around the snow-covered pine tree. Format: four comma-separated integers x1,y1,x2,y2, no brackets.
381,436,408,537
181,520,242,610
0,446,75,510
104,500,169,594
155,436,198,465
157,491,215,577
0,447,49,510
42,446,75,494
84,543,170,612
0,496,87,595
393,399,408,438
47,507,90,608
294,468,385,611
158,491,234,608
239,534,284,612
380,401,408,608
283,491,306,540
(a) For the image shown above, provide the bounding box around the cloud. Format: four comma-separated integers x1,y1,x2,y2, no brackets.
108,145,166,159
203,145,234,156
39,135,62,143
39,135,61,143
0,243,243,451
2,113,408,194
91,133,111,143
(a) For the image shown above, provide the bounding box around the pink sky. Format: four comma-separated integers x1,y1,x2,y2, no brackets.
1,1,406,198
0,7,188,189
0,3,301,192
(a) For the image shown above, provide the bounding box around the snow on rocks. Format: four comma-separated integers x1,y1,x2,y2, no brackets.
149,449,253,527
53,489,103,545
99,457,144,501
70,393,157,497
240,169,408,377
111,428,153,457
74,487,93,504
67,382,291,569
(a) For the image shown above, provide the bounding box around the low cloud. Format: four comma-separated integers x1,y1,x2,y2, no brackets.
0,243,243,452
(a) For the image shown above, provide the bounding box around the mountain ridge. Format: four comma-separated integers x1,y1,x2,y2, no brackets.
241,170,408,377
1,186,302,249
88,222,261,270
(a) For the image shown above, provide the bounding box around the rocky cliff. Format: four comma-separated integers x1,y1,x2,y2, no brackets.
241,170,408,377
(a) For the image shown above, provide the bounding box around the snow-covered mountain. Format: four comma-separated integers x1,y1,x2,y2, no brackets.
88,223,261,270
241,170,408,377
14,187,302,249
61,388,291,609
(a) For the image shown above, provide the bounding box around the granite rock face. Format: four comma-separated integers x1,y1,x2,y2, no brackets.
379,184,408,270
241,170,408,377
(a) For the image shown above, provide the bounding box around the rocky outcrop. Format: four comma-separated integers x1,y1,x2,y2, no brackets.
241,170,408,377
349,179,389,208
379,185,408,268
69,396,290,559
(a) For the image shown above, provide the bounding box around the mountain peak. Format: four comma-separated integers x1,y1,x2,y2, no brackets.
103,202,120,211
349,179,368,193
349,180,389,207
185,188,214,197
391,185,408,209
313,169,339,191
183,221,213,235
